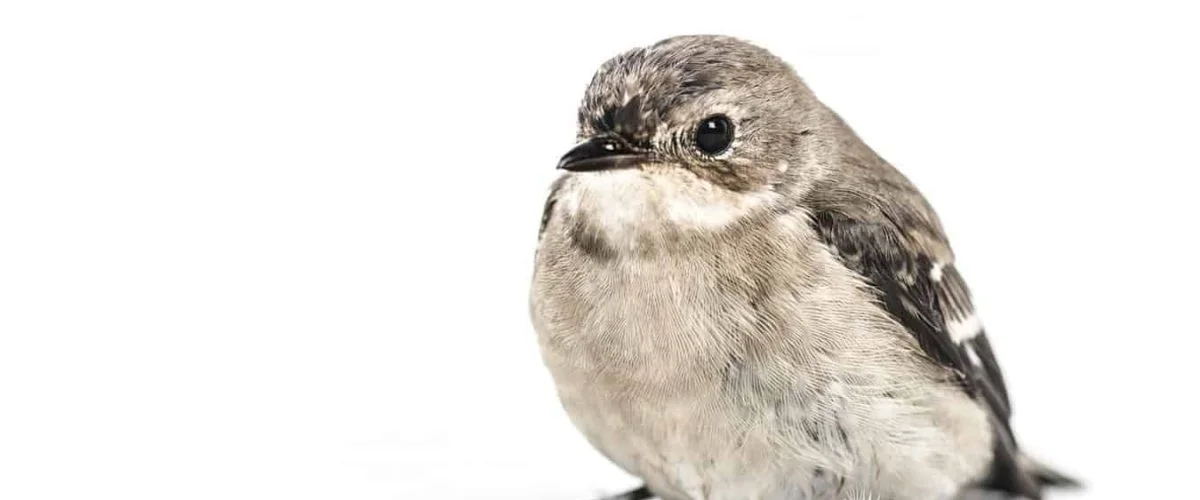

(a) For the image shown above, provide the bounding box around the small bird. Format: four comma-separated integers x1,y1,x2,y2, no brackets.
529,35,1077,500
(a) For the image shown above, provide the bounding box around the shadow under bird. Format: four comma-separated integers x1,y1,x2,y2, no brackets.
529,35,1079,500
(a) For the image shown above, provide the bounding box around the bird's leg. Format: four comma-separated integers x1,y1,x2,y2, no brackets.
596,484,654,500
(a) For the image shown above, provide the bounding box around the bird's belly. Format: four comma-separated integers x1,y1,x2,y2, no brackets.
531,238,992,499
540,290,851,499
537,302,988,500
556,377,845,500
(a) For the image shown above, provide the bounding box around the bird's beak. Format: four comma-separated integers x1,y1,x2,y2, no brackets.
557,136,646,172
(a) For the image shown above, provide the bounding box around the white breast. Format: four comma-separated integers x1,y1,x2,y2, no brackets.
531,185,994,500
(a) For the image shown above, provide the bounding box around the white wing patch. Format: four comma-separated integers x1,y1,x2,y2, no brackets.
932,260,982,344
946,313,982,343
964,344,982,366
930,261,946,282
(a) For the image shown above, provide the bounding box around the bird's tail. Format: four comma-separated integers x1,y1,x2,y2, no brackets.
1021,454,1082,490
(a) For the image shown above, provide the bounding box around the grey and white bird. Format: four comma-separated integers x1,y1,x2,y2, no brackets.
529,35,1077,500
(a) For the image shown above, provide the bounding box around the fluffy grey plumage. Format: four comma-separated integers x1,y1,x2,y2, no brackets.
530,35,1077,500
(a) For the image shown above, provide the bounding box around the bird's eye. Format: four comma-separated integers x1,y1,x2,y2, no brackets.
694,115,734,156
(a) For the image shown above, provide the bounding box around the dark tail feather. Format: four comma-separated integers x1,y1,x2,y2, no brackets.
981,445,1081,499
597,484,654,500
1025,455,1083,489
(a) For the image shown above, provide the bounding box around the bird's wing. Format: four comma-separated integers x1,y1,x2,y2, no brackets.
809,210,1010,420
809,209,1035,494
806,166,1038,495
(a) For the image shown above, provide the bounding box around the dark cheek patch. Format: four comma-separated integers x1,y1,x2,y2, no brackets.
538,198,557,241
566,218,616,261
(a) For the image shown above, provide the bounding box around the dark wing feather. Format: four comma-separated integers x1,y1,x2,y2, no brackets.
812,211,970,379
810,208,1041,498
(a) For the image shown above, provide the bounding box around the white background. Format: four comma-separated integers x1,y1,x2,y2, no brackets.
2,1,1197,499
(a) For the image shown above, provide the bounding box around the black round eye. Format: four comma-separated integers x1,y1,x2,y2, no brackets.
694,115,734,155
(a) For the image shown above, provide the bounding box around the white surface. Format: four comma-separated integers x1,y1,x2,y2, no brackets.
1,1,1197,499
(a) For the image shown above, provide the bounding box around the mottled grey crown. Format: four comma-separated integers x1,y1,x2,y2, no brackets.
571,35,822,193
578,36,805,140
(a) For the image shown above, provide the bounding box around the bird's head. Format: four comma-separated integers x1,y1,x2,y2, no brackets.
551,35,830,254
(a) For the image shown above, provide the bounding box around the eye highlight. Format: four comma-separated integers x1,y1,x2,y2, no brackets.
694,115,734,156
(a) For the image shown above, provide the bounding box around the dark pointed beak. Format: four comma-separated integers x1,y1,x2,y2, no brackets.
557,136,646,172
